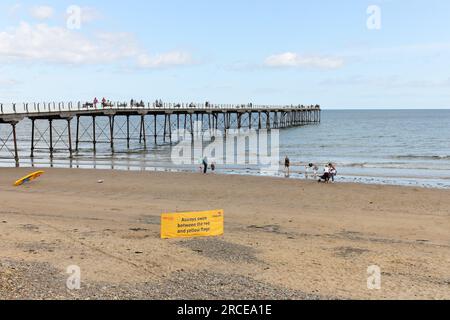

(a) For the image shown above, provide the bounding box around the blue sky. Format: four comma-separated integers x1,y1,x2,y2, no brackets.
0,0,449,109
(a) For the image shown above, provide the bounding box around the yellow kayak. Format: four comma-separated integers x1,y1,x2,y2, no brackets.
14,171,45,187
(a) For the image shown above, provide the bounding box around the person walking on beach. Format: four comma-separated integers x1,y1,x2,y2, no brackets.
202,156,209,174
284,156,290,177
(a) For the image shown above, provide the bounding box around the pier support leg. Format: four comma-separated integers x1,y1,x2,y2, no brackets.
163,114,167,143
49,119,53,159
139,118,143,143
75,116,80,152
154,114,157,145
258,112,262,130
92,116,97,153
126,115,130,149
141,115,147,149
67,118,73,159
30,119,35,158
12,123,19,167
223,113,227,132
109,115,115,152
168,114,172,144
274,112,278,129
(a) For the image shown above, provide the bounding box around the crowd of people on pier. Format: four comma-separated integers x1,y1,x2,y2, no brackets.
84,97,149,109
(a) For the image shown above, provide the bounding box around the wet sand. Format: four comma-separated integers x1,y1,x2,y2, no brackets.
1,168,449,300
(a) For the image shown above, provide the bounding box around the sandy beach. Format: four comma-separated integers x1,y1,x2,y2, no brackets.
0,168,449,300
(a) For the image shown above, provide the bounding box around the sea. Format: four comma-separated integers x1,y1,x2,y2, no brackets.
1,109,449,189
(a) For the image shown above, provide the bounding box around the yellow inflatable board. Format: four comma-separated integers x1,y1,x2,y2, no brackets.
161,210,224,239
14,171,45,187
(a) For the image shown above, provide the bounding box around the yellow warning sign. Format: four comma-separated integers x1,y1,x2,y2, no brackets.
161,210,224,239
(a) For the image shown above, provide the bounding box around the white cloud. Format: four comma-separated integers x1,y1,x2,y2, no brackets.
0,22,139,64
0,22,194,69
137,51,194,68
264,52,344,69
30,5,54,20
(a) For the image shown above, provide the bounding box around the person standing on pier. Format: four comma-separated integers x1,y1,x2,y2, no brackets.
93,97,98,108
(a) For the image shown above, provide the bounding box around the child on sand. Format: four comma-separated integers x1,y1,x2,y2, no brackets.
329,163,337,182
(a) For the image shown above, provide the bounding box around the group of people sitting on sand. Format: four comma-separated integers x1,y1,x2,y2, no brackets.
284,157,337,183
316,163,337,183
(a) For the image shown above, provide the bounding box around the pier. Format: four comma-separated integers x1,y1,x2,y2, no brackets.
0,102,321,166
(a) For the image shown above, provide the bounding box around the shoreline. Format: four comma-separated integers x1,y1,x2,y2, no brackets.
1,167,449,300
0,162,449,190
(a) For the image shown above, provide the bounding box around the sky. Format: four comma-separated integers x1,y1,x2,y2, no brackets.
0,0,449,109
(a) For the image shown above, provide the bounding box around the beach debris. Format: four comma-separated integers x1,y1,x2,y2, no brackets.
334,246,370,258
247,225,281,234
129,228,148,232
97,180,104,184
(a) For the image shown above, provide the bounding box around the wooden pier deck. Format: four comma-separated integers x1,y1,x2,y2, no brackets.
0,102,321,166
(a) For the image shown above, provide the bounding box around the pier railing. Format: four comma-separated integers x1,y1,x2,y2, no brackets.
0,102,320,115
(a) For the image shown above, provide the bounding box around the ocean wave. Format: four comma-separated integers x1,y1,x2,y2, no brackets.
393,155,450,160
